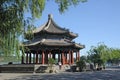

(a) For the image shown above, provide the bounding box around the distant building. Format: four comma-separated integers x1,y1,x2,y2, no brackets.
22,14,85,65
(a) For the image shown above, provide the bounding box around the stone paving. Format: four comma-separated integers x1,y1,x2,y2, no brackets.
0,69,120,80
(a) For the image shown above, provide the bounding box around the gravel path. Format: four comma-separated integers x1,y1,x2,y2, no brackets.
0,69,120,80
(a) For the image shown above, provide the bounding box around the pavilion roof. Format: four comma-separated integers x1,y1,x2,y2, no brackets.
24,38,84,49
23,14,85,50
33,14,77,38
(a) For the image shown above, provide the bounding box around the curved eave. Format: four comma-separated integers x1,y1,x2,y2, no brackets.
69,32,78,38
40,39,73,47
44,30,68,34
32,23,47,34
73,43,85,49
23,39,74,47
23,41,41,47
41,42,73,47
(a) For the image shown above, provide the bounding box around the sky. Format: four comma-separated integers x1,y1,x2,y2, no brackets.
32,0,120,56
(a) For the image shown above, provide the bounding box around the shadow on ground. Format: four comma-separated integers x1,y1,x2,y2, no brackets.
5,70,120,80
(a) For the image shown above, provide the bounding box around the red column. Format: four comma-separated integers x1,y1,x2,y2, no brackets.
26,53,28,64
69,51,71,65
33,53,35,63
53,54,55,60
29,53,31,64
65,53,67,64
58,54,60,62
78,51,80,61
36,51,38,64
62,52,65,65
44,52,46,64
21,54,24,64
71,51,74,64
49,51,52,58
39,54,41,63
66,53,68,64
45,53,48,64
42,51,45,64
76,52,78,62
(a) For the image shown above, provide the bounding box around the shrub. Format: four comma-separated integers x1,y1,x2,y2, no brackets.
76,60,86,72
48,58,55,73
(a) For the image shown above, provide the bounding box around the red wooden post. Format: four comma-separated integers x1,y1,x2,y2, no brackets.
53,54,55,60
76,51,78,62
78,51,80,61
49,51,52,58
62,52,65,65
26,53,28,64
29,53,31,64
36,51,38,64
58,53,60,62
65,53,67,64
69,51,71,65
71,51,74,64
21,54,24,64
66,53,68,64
45,53,48,64
33,53,35,63
42,51,45,64
39,54,41,63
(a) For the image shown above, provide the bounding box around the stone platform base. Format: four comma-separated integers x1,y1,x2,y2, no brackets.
0,64,72,73
0,64,48,73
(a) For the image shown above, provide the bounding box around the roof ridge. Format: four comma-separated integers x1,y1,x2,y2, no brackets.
44,17,51,30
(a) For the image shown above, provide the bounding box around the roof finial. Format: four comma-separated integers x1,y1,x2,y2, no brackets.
48,14,53,19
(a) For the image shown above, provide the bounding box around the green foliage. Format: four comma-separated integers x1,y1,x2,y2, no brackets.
48,58,55,70
24,25,36,41
80,56,88,62
55,0,87,13
108,48,120,64
76,60,86,72
87,43,109,66
0,33,20,57
0,56,21,63
87,42,120,66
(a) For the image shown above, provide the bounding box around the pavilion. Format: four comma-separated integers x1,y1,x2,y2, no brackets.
22,14,85,65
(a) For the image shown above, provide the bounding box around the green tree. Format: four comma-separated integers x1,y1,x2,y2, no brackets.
0,0,87,56
87,43,120,67
109,48,120,65
87,43,109,66
80,56,87,61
